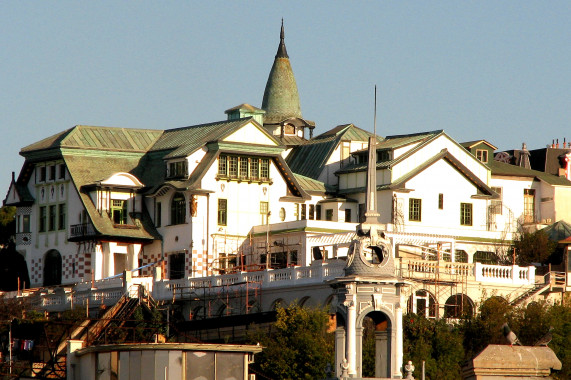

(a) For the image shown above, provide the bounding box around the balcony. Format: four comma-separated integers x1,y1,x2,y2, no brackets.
69,223,97,240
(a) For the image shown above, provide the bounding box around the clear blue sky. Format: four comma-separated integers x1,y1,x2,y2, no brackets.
2,1,571,196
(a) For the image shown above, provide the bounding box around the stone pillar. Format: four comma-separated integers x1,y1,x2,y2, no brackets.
394,304,404,378
356,325,363,377
345,299,357,376
375,330,389,378
335,327,346,379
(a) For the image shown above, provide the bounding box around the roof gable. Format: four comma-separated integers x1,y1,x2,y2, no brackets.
222,121,280,146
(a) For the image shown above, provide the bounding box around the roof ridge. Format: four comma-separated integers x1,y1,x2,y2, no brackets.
164,117,252,133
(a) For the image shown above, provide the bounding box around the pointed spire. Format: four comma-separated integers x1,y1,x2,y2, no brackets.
276,18,289,58
262,20,302,124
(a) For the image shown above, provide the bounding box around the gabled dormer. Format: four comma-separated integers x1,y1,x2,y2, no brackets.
460,140,498,165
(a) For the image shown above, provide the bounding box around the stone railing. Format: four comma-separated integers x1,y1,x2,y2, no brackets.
400,259,535,286
154,260,346,300
474,263,535,285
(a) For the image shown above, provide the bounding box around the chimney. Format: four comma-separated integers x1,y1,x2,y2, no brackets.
557,138,559,148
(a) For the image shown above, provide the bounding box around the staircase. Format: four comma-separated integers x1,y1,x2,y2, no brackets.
32,286,148,379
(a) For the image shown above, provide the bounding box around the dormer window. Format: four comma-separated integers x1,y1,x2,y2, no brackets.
168,161,188,179
284,124,295,135
111,199,128,225
476,149,488,163
377,151,390,162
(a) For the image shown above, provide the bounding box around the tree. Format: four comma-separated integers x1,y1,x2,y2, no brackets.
248,304,334,380
0,206,16,246
402,314,464,380
512,230,557,265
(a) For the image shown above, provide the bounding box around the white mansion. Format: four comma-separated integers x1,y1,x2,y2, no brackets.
3,23,571,373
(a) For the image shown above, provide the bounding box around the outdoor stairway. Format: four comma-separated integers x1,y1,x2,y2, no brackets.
32,292,142,379
511,282,550,306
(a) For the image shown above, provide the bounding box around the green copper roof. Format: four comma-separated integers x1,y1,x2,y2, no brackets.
286,124,378,179
21,125,163,156
261,22,302,124
293,173,335,194
488,160,571,186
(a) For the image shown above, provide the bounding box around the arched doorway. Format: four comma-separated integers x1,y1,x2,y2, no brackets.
43,250,62,286
407,289,438,319
361,311,391,378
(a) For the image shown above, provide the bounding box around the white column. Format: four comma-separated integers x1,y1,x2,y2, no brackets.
345,297,357,376
394,303,404,378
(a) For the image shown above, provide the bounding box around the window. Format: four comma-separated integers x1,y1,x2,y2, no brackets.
308,204,315,220
300,204,307,220
48,205,56,231
260,158,270,180
325,209,333,221
39,166,46,182
460,203,473,226
171,193,186,225
250,159,259,179
476,149,488,163
218,155,227,176
523,189,535,223
377,150,390,162
344,209,352,222
169,252,185,280
438,194,443,210
239,157,248,179
111,199,128,225
284,124,295,135
228,156,238,178
409,198,422,222
59,164,66,179
315,205,322,220
219,155,271,182
473,251,499,265
39,206,46,232
260,201,269,225
289,250,298,266
156,202,162,227
58,204,66,230
168,161,187,178
491,187,502,215
22,214,30,233
218,199,227,226
49,165,56,181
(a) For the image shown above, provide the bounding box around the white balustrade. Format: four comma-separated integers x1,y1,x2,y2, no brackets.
474,263,535,285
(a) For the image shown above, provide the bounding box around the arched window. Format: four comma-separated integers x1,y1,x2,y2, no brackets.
171,192,186,225
407,289,437,319
444,294,474,318
455,250,468,263
44,250,62,286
